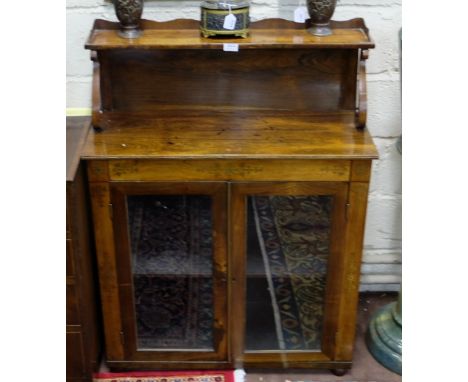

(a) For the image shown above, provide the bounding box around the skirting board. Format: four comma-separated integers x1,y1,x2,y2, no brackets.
360,284,401,292
67,108,91,116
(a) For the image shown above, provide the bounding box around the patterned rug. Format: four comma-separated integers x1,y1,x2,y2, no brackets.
250,195,332,350
128,195,214,350
93,370,237,382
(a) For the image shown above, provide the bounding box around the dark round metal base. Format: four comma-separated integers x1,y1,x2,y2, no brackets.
366,302,402,375
307,24,332,36
330,368,347,376
118,28,142,39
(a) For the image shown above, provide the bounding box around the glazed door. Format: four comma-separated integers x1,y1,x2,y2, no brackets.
109,182,228,365
231,182,349,367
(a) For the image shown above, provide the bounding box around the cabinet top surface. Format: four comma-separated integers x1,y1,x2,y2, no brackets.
67,116,91,181
85,18,374,50
81,111,378,160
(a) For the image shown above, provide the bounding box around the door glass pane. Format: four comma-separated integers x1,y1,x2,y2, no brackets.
246,195,332,352
127,195,214,350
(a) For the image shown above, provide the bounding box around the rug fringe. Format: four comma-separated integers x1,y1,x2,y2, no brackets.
234,369,246,382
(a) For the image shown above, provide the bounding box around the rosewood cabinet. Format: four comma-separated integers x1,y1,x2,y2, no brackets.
83,18,377,373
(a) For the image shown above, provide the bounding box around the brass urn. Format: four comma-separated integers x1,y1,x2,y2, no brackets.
306,0,337,36
113,0,144,39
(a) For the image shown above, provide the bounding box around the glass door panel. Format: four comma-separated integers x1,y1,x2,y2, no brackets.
127,195,214,351
110,182,227,362
245,195,332,352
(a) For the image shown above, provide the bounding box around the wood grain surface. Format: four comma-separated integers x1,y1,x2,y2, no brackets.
82,112,377,160
96,48,354,114
106,159,351,182
86,19,374,50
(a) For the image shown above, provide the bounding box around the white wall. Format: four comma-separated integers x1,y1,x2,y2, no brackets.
66,0,402,291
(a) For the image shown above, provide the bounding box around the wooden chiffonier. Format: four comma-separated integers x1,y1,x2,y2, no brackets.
66,117,102,381
82,18,377,375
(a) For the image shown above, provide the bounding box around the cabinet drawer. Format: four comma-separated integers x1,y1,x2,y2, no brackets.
107,159,351,182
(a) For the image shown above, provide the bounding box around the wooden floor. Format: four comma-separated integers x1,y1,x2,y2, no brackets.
245,292,401,382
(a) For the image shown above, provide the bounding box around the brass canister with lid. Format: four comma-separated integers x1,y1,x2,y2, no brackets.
200,0,250,38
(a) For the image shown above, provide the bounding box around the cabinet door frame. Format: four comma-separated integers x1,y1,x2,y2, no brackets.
230,181,350,367
108,181,229,363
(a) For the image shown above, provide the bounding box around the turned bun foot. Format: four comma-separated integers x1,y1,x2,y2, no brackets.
330,368,347,376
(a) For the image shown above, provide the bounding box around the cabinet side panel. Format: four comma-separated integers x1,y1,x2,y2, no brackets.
340,49,358,110
97,51,113,111
335,181,370,360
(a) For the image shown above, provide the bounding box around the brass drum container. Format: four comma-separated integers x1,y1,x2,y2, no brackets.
200,1,250,38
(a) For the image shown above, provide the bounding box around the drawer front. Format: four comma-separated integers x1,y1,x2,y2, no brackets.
107,159,351,182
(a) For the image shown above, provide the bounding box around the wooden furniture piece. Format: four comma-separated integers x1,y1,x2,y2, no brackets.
83,18,377,375
67,117,102,381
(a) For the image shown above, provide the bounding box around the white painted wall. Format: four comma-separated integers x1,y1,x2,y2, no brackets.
66,0,402,291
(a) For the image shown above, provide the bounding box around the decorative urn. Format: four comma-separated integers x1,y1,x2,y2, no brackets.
113,0,144,39
306,0,337,36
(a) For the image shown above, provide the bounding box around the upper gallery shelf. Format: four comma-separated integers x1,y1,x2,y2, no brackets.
85,18,374,50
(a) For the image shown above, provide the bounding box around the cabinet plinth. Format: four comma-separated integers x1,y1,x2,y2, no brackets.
83,17,377,372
